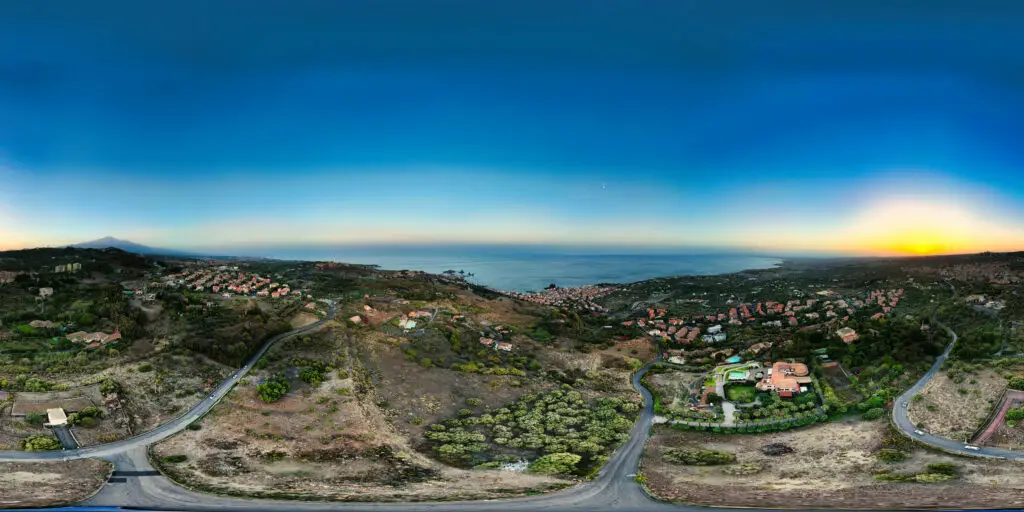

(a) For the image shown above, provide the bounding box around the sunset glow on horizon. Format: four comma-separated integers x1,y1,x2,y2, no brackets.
3,3,1024,258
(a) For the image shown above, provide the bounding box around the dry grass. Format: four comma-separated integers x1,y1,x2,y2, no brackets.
0,459,111,509
908,369,1005,440
643,420,1024,509
152,324,567,501
644,370,704,411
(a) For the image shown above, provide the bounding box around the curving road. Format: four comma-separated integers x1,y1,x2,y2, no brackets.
5,280,1020,511
892,321,1024,460
0,301,337,463
24,361,673,512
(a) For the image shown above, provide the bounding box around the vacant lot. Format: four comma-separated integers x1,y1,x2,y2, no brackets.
908,369,1005,440
0,459,111,509
153,319,569,501
643,420,1024,509
644,369,704,411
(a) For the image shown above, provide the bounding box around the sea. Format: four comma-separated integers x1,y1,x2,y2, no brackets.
245,246,783,293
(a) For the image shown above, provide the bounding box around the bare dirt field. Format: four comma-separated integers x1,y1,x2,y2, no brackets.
908,369,1005,440
643,420,1024,509
152,370,566,501
152,322,570,501
0,459,111,509
644,370,704,411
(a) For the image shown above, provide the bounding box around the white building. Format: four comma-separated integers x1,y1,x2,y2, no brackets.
707,324,723,334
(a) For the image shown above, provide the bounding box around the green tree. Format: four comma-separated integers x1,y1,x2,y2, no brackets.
527,452,582,475
257,376,290,403
299,367,324,387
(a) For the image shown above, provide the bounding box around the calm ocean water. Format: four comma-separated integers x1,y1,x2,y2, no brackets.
252,246,782,292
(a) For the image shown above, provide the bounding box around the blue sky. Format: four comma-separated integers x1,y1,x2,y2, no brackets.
3,1,1024,255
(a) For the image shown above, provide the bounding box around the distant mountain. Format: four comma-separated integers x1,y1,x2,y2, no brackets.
71,236,194,256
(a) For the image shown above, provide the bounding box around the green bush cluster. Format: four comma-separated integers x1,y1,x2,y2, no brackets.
861,407,886,421
662,448,736,466
67,406,104,426
257,375,290,403
20,434,61,451
874,463,958,484
423,388,639,475
1006,407,1024,421
162,454,188,463
299,367,325,387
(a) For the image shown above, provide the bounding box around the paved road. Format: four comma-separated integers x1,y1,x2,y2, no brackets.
67,361,674,512
5,281,1019,511
0,301,337,463
891,282,1023,460
892,319,1024,460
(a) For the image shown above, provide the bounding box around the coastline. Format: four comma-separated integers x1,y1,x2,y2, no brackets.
302,252,787,292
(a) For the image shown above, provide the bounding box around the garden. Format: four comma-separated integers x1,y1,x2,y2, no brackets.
724,384,757,403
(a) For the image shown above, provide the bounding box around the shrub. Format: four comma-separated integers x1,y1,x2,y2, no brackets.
1006,408,1024,421
299,367,324,387
99,379,122,395
20,434,61,451
257,376,290,403
186,423,202,431
466,397,483,407
663,448,736,466
925,463,958,476
457,408,473,417
876,449,908,463
161,455,188,463
23,378,54,392
874,472,916,482
24,413,46,426
1008,376,1024,390
915,472,956,483
419,358,433,368
410,417,425,425
861,408,885,421
138,363,154,372
527,452,582,475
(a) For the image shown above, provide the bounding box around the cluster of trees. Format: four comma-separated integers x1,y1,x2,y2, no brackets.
174,297,294,366
780,317,941,370
424,387,640,475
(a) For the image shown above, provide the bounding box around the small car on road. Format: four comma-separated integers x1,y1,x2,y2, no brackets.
914,429,924,436
964,445,980,451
